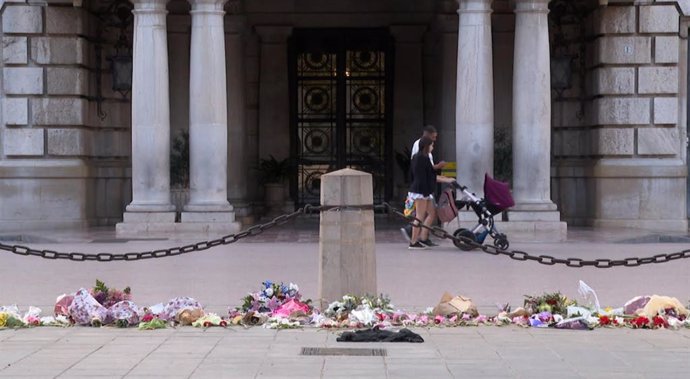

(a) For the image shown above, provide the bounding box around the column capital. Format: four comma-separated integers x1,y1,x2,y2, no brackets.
513,0,549,13
130,0,169,12
188,0,227,12
457,0,492,14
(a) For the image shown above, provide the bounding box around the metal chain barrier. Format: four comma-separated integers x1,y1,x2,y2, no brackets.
0,206,310,262
381,202,690,269
3,202,690,267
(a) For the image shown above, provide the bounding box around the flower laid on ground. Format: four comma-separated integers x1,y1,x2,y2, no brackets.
263,316,301,329
90,279,132,308
192,313,227,328
138,317,167,330
4,279,690,331
237,280,311,316
523,291,577,316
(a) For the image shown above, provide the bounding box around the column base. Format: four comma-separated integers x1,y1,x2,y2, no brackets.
503,203,567,241
493,220,568,242
116,211,177,237
116,221,241,236
125,203,176,212
180,209,241,235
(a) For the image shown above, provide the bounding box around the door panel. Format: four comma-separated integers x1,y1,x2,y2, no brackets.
290,29,393,207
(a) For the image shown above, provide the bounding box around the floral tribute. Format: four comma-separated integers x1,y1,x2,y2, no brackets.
1,279,690,331
91,279,132,308
229,281,313,329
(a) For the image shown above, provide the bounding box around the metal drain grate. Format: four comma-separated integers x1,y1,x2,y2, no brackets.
300,347,387,356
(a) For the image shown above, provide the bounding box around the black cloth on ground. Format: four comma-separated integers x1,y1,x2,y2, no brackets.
336,327,424,343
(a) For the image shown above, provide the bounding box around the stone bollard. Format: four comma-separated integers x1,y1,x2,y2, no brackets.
318,168,377,308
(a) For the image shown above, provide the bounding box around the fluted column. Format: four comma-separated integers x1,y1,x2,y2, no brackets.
184,0,232,212
455,0,494,194
510,0,556,212
125,0,174,214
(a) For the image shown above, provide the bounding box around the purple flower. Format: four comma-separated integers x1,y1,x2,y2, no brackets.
267,297,281,311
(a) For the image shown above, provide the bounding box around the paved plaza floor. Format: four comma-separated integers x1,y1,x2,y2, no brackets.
1,218,689,378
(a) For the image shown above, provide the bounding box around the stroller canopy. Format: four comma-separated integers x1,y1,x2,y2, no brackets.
483,173,515,213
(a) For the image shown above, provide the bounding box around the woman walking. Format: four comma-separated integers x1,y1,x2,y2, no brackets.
407,136,454,249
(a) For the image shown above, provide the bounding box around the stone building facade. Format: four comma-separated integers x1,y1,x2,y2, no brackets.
0,0,689,235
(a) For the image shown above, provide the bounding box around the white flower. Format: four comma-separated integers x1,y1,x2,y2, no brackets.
350,308,376,325
264,288,274,297
289,283,299,292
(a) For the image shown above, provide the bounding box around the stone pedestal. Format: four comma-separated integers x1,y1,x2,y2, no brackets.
318,169,376,308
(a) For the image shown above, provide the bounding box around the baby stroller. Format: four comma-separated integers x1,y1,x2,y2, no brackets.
438,173,514,251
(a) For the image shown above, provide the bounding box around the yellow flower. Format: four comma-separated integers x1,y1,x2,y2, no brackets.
0,312,8,328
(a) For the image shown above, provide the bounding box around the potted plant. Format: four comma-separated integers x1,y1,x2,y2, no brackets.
257,155,290,214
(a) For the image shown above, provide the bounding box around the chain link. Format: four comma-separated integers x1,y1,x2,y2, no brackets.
0,208,305,262
381,202,690,269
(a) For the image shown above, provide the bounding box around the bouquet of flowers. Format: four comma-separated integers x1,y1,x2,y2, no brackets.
238,281,310,314
323,294,394,325
523,291,576,316
90,280,132,308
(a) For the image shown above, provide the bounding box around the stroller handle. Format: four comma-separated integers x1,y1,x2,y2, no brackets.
451,181,467,192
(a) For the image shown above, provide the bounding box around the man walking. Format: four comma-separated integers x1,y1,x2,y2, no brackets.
401,125,449,247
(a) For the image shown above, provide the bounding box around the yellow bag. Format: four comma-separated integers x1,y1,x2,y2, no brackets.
403,195,415,217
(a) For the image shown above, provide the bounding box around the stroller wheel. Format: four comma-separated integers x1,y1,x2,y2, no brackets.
453,229,477,251
493,237,509,251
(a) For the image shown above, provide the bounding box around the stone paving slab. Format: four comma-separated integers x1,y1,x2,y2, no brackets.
0,327,689,378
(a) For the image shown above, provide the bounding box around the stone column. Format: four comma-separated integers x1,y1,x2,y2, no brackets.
119,0,175,228
508,0,565,237
318,169,376,308
181,0,238,231
455,0,494,194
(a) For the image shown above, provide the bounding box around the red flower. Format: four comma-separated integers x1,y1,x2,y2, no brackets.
219,320,227,327
141,314,154,323
599,316,611,326
652,316,668,329
203,321,212,327
631,316,650,328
